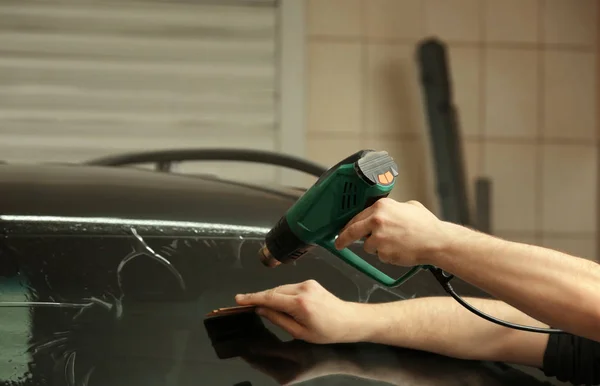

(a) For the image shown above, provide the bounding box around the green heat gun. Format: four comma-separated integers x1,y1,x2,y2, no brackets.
259,149,428,287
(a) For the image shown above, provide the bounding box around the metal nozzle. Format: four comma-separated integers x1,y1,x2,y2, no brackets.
259,245,281,268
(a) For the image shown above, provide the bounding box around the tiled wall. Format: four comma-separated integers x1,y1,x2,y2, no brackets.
304,0,599,261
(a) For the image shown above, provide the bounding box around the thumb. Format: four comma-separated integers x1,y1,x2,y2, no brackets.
257,307,305,340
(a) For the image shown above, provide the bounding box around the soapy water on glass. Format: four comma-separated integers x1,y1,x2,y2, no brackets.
0,228,412,310
0,226,413,383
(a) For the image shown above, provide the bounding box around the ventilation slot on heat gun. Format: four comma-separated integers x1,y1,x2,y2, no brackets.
341,182,358,210
289,250,306,259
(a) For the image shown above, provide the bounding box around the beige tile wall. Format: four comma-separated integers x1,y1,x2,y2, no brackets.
304,0,599,261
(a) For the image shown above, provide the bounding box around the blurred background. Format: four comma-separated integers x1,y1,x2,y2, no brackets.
304,0,598,262
0,0,597,261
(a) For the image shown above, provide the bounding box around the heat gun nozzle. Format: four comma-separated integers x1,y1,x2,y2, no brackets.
259,246,281,268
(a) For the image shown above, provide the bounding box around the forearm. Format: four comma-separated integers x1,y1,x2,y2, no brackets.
355,296,549,367
430,223,600,342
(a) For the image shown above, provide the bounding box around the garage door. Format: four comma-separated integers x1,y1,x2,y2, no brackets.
0,0,282,182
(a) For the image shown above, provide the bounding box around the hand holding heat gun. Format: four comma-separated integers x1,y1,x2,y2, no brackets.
258,149,428,287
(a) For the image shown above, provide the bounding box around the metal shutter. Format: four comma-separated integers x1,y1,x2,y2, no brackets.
0,0,281,181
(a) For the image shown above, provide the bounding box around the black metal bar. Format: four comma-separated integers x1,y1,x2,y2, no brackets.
416,38,471,227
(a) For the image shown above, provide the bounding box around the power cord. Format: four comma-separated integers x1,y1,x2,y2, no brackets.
428,267,566,334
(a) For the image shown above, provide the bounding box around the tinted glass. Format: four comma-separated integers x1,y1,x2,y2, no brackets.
0,220,558,385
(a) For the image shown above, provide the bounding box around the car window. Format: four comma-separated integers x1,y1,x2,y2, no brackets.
0,229,386,385
0,226,559,385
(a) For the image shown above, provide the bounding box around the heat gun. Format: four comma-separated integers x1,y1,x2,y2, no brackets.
258,149,566,335
258,149,428,287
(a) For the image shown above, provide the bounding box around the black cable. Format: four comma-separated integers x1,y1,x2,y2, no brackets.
428,267,566,334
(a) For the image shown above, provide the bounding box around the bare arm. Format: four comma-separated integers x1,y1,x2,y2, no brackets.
235,281,551,368
334,198,600,343
428,222,600,342
357,296,550,367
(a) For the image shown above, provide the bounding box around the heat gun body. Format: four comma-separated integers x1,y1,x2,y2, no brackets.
260,150,427,287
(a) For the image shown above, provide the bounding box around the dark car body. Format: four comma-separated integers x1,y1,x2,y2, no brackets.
0,160,561,385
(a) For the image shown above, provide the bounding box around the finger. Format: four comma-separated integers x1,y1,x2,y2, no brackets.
335,218,372,250
363,235,378,255
235,282,303,307
256,307,305,340
340,206,374,233
235,290,296,314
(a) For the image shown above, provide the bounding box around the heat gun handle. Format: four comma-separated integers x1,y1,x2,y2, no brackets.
321,239,424,287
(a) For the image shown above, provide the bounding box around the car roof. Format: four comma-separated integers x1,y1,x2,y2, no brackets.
0,162,298,226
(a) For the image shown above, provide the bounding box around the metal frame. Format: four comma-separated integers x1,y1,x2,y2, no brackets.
416,38,491,233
